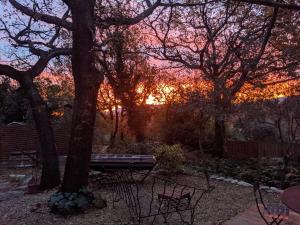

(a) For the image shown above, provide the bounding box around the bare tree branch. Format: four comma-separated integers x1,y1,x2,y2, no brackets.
238,0,300,10
8,0,73,30
97,0,162,28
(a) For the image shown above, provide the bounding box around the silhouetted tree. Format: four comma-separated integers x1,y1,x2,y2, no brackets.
147,2,300,157
0,0,71,189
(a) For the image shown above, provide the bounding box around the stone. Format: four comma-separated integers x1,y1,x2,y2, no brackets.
93,193,107,209
223,178,235,182
9,174,27,184
270,187,283,193
237,181,253,187
260,185,270,191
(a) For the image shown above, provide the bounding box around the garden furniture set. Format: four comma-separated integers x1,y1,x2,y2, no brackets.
90,153,214,225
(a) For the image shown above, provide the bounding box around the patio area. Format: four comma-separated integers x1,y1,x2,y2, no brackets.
0,170,286,225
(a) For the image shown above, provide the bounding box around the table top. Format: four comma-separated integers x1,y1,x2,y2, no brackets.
90,154,156,170
91,154,156,162
281,185,300,214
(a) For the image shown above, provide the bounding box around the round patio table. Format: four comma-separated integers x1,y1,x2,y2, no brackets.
281,185,300,214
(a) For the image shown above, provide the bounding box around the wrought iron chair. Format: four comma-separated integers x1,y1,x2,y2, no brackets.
94,170,213,225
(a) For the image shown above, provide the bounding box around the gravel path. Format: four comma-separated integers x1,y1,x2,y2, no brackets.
0,174,279,225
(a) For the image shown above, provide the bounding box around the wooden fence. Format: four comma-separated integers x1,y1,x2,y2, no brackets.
0,123,70,162
225,141,300,159
1,124,299,162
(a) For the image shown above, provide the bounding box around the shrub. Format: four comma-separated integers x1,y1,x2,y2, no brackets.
108,140,158,155
48,187,94,215
160,102,214,150
155,144,185,173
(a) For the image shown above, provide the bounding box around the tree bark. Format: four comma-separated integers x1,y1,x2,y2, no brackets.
213,114,225,158
127,106,146,142
21,74,61,190
61,0,102,192
110,105,119,146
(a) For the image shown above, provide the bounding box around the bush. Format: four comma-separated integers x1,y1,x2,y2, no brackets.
155,144,185,173
160,102,214,150
108,140,159,155
48,187,94,215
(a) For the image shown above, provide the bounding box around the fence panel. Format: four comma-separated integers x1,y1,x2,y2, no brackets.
225,141,300,159
0,123,70,162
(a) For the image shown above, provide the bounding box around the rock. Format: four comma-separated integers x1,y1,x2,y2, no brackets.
260,185,270,191
215,176,225,180
30,203,42,212
223,178,235,183
9,174,26,183
237,181,253,187
230,179,239,184
270,187,283,193
93,194,107,209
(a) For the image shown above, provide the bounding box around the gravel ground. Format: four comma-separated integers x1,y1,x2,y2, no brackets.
0,173,279,225
0,190,131,225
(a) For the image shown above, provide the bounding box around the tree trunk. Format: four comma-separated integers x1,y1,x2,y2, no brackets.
110,105,119,146
213,114,225,158
127,107,146,142
61,0,102,192
20,74,60,190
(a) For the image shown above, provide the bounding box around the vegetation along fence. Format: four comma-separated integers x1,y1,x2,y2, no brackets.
225,141,300,159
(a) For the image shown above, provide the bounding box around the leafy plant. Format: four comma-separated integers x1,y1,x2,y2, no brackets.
48,187,94,215
108,139,158,155
155,144,185,173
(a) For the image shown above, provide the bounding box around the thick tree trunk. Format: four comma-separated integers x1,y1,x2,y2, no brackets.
61,0,102,192
21,74,60,190
127,106,146,142
213,114,225,158
110,106,119,146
